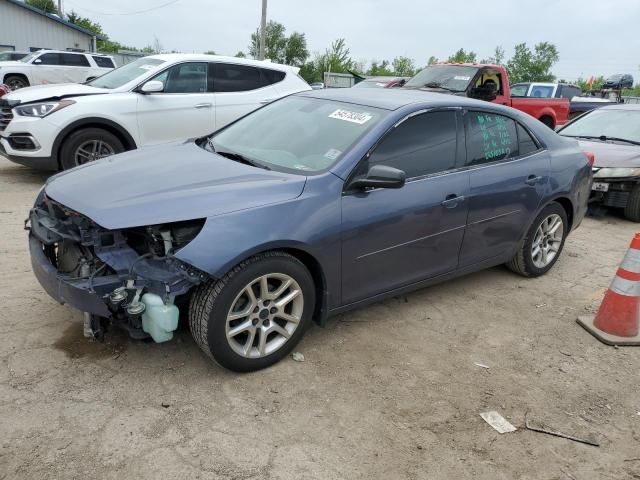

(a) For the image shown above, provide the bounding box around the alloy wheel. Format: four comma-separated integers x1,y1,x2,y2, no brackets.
531,213,564,268
225,273,304,359
74,140,115,166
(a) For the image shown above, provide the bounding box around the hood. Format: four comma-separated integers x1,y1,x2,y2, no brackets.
578,140,640,168
44,141,307,229
3,83,109,104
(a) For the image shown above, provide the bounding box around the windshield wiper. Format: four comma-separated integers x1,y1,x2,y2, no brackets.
215,150,271,170
564,135,640,146
421,82,459,93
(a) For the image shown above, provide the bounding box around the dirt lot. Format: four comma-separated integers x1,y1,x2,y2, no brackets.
0,156,639,480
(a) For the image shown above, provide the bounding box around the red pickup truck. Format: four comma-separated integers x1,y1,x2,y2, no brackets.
404,63,569,129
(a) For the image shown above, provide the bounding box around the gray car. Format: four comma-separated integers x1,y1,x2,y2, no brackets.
558,104,640,220
28,89,592,371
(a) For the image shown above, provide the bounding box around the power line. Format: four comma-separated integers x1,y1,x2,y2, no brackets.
65,0,180,16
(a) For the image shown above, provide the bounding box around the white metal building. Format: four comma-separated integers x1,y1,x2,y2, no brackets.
0,0,101,53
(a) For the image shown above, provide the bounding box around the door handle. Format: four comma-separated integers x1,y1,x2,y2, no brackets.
525,175,543,186
194,103,212,109
441,194,465,208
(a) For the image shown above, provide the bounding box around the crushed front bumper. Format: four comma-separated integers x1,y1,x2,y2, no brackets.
29,234,117,316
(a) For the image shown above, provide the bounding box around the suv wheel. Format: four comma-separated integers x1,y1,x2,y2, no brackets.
189,251,315,372
5,75,29,90
624,184,640,222
59,128,124,170
506,202,568,277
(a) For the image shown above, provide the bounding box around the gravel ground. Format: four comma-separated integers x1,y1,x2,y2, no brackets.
0,156,639,480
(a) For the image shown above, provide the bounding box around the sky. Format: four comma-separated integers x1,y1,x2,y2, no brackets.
61,0,640,82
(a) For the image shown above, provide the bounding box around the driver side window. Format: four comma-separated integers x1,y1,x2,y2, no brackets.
357,111,459,179
151,62,208,93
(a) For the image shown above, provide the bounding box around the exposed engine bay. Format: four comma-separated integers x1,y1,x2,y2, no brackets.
27,193,209,341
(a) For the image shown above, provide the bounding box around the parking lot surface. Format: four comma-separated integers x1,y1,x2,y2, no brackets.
1,156,639,479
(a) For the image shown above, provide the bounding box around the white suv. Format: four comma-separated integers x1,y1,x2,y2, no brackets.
0,50,115,90
0,54,310,170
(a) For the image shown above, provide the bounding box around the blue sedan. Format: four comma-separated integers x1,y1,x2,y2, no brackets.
28,89,592,371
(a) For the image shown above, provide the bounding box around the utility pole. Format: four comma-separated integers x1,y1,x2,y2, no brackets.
57,0,64,17
259,0,267,60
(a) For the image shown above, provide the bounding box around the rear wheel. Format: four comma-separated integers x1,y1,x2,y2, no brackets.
59,128,124,170
189,251,315,372
5,75,29,90
624,184,640,222
507,202,568,277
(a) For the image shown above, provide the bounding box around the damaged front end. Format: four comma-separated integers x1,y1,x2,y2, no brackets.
27,192,209,342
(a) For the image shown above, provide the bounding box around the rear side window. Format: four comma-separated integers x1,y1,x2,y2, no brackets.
38,53,62,65
365,111,458,179
517,124,539,156
214,63,263,92
60,53,90,67
465,111,519,165
92,56,115,68
559,86,581,99
261,68,286,85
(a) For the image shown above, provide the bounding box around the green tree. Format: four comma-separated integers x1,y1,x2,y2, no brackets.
249,21,309,67
234,51,247,58
298,61,319,83
392,56,416,76
481,46,505,65
447,48,476,63
367,60,393,76
427,56,439,65
506,42,559,83
204,50,217,55
26,0,57,14
317,38,353,74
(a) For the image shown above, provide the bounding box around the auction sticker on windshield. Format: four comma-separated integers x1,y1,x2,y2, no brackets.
454,75,471,81
329,109,373,125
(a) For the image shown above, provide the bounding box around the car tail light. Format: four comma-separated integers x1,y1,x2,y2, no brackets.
583,151,595,168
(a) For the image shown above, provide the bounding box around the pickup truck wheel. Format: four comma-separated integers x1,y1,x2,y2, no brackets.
189,251,315,372
5,75,29,90
623,184,640,222
60,128,124,170
540,116,554,129
506,203,568,277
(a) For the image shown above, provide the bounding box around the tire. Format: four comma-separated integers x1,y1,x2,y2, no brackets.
624,184,640,222
5,75,29,90
189,251,316,372
540,116,554,129
59,128,124,170
506,202,568,277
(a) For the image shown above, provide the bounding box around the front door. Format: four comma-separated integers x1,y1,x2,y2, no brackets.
136,62,214,145
32,52,65,84
458,110,550,267
341,109,469,305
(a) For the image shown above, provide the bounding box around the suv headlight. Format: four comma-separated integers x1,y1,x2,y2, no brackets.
594,167,640,179
14,100,75,118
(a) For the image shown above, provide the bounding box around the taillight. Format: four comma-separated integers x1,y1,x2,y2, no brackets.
583,151,595,168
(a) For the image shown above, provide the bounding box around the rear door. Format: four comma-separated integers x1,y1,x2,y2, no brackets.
458,110,550,267
212,62,280,129
341,109,469,304
136,61,214,145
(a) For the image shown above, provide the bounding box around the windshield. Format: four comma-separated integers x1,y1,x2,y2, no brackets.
19,52,40,63
88,57,166,89
404,65,478,91
560,109,640,144
208,96,388,174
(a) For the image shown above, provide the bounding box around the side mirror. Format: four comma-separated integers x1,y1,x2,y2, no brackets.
33,58,42,64
140,80,164,93
349,165,406,190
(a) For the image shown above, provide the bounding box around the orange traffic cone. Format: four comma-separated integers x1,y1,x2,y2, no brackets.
577,233,640,345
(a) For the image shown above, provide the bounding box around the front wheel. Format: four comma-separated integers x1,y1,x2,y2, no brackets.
506,202,568,277
624,184,640,222
189,252,316,372
5,75,29,90
59,128,124,170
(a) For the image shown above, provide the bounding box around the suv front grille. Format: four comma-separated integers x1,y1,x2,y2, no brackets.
0,107,13,131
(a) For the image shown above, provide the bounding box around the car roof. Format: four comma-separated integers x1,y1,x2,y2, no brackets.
296,87,491,111
148,53,296,72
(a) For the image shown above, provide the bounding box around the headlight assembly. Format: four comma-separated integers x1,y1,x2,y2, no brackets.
14,99,75,118
593,167,640,179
